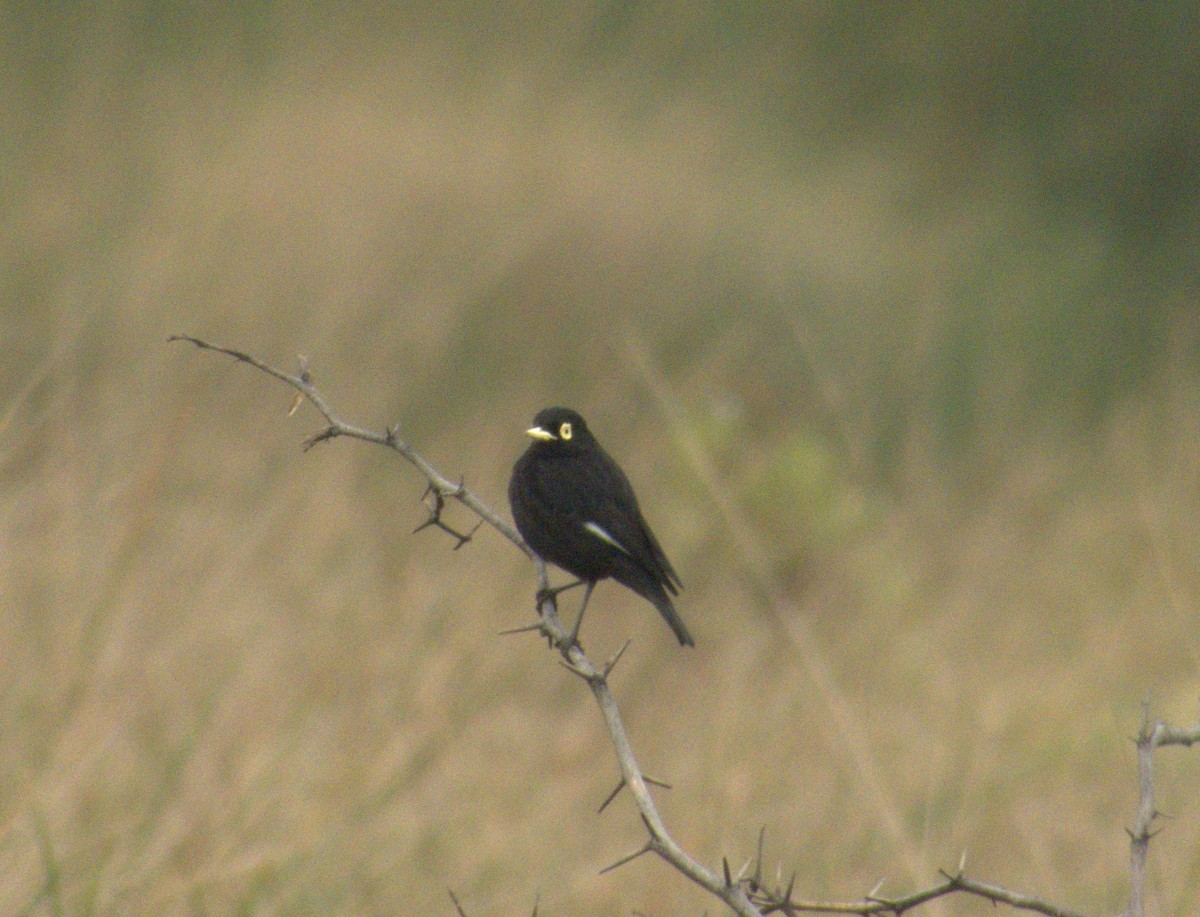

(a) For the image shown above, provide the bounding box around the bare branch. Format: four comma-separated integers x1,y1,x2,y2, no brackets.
530,584,764,915
413,483,484,549
946,872,1087,917
1127,703,1200,917
748,869,1086,917
741,834,1086,917
168,334,529,556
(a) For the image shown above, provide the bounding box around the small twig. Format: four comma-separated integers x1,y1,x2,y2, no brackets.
413,483,484,548
169,334,529,556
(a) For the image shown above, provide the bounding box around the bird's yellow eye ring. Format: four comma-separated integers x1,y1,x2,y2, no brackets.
559,422,573,440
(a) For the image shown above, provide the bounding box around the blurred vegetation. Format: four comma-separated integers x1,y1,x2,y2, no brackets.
3,2,1199,915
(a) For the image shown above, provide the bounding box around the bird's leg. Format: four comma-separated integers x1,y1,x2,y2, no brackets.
536,578,585,605
566,581,596,647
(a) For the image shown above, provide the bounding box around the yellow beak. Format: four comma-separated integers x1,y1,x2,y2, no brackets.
525,425,556,442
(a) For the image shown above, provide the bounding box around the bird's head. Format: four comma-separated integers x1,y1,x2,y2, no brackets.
525,407,590,449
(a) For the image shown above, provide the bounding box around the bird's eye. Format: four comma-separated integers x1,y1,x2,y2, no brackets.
559,422,573,440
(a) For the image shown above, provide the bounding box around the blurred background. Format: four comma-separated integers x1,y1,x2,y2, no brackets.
3,3,1199,914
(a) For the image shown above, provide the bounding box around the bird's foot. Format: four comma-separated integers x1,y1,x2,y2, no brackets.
535,579,585,605
533,580,592,655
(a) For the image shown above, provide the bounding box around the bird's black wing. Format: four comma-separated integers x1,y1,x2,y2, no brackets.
565,443,682,593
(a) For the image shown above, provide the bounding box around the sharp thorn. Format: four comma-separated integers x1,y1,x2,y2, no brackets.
753,826,766,886
557,659,591,680
598,778,626,814
498,622,544,637
452,519,484,551
447,889,469,917
936,867,954,883
734,857,752,882
599,843,652,875
600,638,632,677
302,427,337,450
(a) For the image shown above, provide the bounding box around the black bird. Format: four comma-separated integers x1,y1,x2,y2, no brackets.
509,407,693,646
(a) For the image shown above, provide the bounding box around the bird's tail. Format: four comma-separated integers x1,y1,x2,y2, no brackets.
652,592,695,647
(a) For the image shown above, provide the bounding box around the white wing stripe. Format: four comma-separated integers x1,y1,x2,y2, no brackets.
583,521,632,556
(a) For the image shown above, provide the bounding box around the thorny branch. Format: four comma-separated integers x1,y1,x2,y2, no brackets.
173,336,1199,917
415,482,484,549
168,335,525,553
1127,704,1200,917
170,334,758,916
745,864,1085,916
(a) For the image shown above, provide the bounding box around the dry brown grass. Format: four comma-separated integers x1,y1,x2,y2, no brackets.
4,6,1200,915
